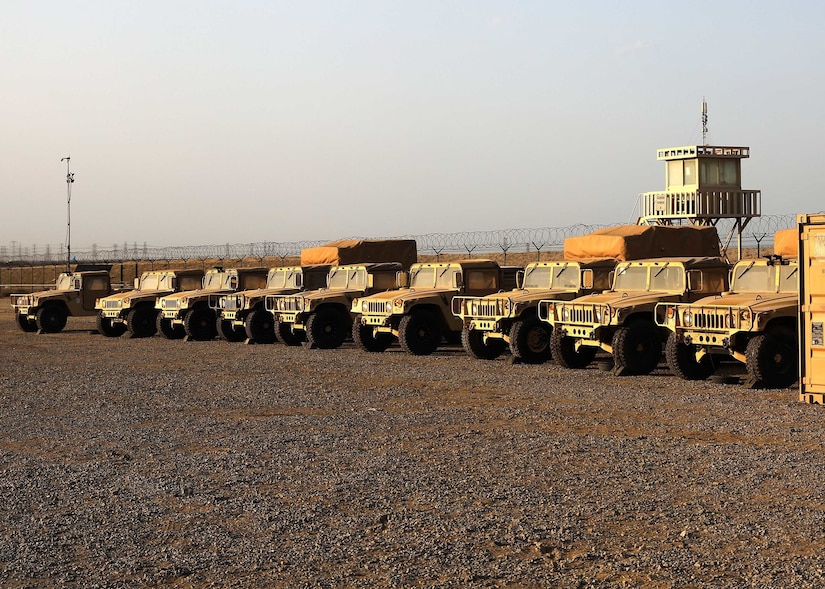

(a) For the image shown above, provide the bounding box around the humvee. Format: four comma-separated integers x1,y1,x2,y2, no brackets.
155,267,268,341
656,256,799,388
451,259,616,363
95,269,204,338
12,270,114,334
539,257,730,375
352,260,520,356
210,265,330,344
265,263,405,349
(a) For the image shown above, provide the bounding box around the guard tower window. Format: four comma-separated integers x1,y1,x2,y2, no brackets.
700,159,739,186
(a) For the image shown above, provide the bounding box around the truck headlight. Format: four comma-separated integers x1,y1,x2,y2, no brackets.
594,308,602,322
562,307,570,321
471,302,478,315
122,297,130,306
361,301,368,312
385,301,393,313
683,311,692,327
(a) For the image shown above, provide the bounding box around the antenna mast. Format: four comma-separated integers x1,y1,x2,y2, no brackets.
701,99,708,145
60,157,75,272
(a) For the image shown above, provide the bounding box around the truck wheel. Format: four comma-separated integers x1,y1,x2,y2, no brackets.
306,307,349,349
549,326,595,369
612,319,661,376
245,309,276,344
461,328,505,360
35,304,68,333
509,316,552,364
746,333,798,388
127,306,158,338
665,332,713,381
353,322,393,353
275,320,304,346
96,312,126,337
398,311,441,356
16,313,38,333
216,316,245,342
184,307,217,341
156,313,185,339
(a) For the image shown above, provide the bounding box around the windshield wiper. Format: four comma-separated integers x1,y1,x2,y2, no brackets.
653,262,670,278
438,267,450,278
785,267,798,280
555,263,569,278
736,261,755,280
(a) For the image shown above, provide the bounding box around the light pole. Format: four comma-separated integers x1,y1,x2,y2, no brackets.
61,157,74,272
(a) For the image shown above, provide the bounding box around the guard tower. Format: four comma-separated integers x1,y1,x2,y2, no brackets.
637,144,761,260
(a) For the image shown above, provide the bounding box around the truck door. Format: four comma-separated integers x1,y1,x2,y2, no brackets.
82,275,111,311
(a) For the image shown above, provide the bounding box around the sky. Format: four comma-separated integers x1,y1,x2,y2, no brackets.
2,0,824,254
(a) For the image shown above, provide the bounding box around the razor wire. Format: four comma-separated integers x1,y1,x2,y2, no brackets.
0,214,799,265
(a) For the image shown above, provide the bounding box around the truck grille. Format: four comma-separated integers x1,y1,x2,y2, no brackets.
692,312,725,329
222,297,239,310
568,307,594,323
103,300,122,309
278,298,302,312
472,300,501,318
365,301,389,314
161,299,180,310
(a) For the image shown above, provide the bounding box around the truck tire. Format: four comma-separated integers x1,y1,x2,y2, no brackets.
127,305,158,338
549,326,595,369
353,322,393,353
746,333,798,388
156,313,185,339
17,313,38,333
398,311,441,356
35,304,68,334
612,319,661,376
664,332,713,381
509,316,552,364
245,309,276,344
216,316,245,342
461,327,505,360
184,307,217,341
274,319,304,346
306,307,349,349
96,313,127,337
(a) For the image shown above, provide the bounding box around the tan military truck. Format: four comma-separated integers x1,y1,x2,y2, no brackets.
352,260,520,356
451,259,616,363
156,266,268,341
264,238,417,349
12,269,115,334
210,265,330,344
656,229,799,388
266,262,406,349
540,256,730,375
95,269,205,338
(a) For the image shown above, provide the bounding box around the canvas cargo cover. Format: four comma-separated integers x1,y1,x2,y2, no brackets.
563,225,720,261
301,239,417,268
773,228,797,258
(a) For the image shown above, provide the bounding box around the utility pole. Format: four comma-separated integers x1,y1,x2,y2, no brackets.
61,157,75,272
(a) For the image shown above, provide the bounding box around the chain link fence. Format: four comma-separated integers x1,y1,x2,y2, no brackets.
0,214,797,265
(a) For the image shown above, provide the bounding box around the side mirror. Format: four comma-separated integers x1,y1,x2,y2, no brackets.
454,273,464,289
580,269,594,289
367,274,374,289
687,270,703,292
396,271,409,288
516,270,525,289
608,271,615,289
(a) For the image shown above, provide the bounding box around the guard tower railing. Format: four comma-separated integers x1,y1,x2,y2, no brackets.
638,189,761,225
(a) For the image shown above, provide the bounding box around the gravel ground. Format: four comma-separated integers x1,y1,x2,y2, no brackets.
2,301,825,588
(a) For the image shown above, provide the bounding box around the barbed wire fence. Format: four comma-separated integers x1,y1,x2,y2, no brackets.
0,214,798,266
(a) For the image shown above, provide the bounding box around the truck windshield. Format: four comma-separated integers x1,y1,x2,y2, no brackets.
410,267,436,288
55,274,74,290
157,275,175,290
203,273,225,290
732,263,772,293
552,266,581,290
435,267,458,289
780,264,799,294
522,266,553,289
649,266,685,291
612,266,648,291
140,275,160,290
267,269,300,289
